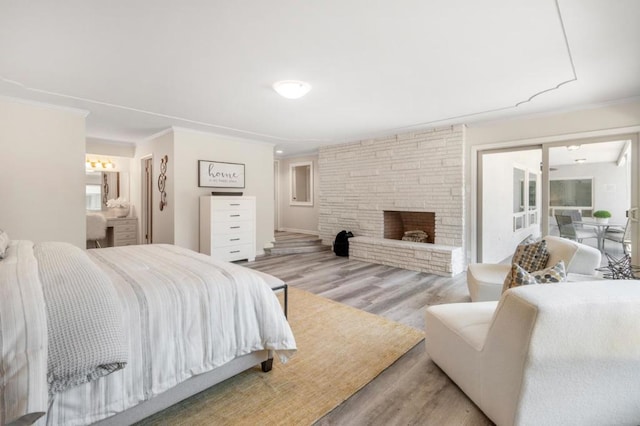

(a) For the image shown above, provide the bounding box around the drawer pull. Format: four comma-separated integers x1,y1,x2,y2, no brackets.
229,203,241,206
230,250,240,254
230,226,240,229
230,214,240,217
230,238,240,241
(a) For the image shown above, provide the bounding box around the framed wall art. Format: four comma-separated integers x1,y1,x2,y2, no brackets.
198,160,245,188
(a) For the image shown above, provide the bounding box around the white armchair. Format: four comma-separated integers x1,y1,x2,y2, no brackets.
425,281,640,425
467,236,601,302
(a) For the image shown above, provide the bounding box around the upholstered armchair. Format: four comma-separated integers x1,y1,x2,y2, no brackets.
466,236,601,302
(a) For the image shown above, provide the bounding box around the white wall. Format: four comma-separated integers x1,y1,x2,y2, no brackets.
550,161,629,224
278,155,319,234
172,128,275,254
0,97,87,247
482,150,541,263
133,131,175,244
86,137,135,157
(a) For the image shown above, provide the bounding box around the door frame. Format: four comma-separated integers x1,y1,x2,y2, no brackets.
141,155,153,244
473,132,639,264
476,145,542,263
274,160,280,231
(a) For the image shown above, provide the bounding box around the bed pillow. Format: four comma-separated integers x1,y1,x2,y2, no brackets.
503,260,567,292
0,229,9,259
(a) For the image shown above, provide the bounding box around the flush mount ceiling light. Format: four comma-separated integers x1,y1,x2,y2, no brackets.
275,149,284,154
273,80,311,99
574,158,587,164
567,144,581,151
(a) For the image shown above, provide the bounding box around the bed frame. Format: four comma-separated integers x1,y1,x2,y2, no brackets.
95,351,273,425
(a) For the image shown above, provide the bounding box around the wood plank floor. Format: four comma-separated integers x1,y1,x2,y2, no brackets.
241,232,493,425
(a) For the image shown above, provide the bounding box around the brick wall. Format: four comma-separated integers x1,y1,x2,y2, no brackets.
319,125,465,251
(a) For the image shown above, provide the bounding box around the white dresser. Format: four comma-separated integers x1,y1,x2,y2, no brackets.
199,196,256,262
106,217,138,247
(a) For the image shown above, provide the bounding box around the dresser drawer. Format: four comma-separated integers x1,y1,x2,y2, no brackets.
212,243,254,261
211,221,253,235
114,231,137,242
211,232,253,249
115,224,137,233
211,209,253,222
115,240,137,246
210,199,254,211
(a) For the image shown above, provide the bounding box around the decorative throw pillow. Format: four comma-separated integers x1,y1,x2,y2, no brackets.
0,229,9,259
510,239,550,272
503,260,567,293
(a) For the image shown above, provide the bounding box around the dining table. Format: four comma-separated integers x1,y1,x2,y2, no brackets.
575,220,624,252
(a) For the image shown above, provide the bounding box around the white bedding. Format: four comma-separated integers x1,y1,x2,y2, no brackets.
35,243,295,425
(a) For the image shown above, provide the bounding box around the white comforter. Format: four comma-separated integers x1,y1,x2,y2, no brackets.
44,244,296,425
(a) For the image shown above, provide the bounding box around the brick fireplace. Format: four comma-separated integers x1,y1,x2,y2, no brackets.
318,125,466,276
384,211,435,243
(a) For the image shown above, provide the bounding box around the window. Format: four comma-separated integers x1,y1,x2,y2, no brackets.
550,178,593,207
86,184,102,211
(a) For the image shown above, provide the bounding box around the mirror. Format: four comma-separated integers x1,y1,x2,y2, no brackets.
85,171,130,211
290,161,313,206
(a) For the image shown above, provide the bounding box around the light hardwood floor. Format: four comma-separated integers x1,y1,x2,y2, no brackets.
241,232,493,425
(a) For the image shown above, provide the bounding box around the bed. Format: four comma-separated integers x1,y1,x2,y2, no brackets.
0,238,296,426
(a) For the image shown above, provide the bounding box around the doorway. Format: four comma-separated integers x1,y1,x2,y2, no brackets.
141,156,153,244
477,146,542,263
274,160,280,231
477,134,639,265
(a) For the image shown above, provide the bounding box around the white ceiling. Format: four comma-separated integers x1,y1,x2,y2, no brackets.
1,0,639,157
549,140,630,166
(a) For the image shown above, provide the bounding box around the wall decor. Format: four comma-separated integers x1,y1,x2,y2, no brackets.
102,172,109,206
198,160,245,188
158,155,168,211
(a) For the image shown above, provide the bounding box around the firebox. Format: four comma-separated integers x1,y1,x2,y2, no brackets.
383,211,435,243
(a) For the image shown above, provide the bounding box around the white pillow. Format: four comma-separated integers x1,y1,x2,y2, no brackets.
0,229,10,259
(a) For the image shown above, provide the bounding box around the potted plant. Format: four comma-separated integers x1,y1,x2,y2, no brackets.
593,210,612,224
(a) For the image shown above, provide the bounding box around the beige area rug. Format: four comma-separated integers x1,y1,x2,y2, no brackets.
138,287,424,425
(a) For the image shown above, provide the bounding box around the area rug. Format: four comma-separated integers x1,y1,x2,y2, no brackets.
137,287,424,425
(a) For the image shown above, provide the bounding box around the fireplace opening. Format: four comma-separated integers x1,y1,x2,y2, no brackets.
383,211,435,244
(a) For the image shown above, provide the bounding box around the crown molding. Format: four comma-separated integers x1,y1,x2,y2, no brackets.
0,94,90,117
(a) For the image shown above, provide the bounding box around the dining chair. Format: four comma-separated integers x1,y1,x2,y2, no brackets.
555,214,598,244
556,209,587,229
604,218,632,255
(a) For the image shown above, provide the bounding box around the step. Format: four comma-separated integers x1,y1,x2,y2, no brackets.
272,238,323,248
265,244,332,255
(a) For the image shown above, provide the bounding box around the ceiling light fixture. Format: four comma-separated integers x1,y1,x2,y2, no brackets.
275,150,284,154
567,144,581,151
574,158,586,164
273,80,311,99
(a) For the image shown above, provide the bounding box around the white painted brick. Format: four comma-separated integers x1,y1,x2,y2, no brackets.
350,170,380,177
319,125,466,272
391,162,420,171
